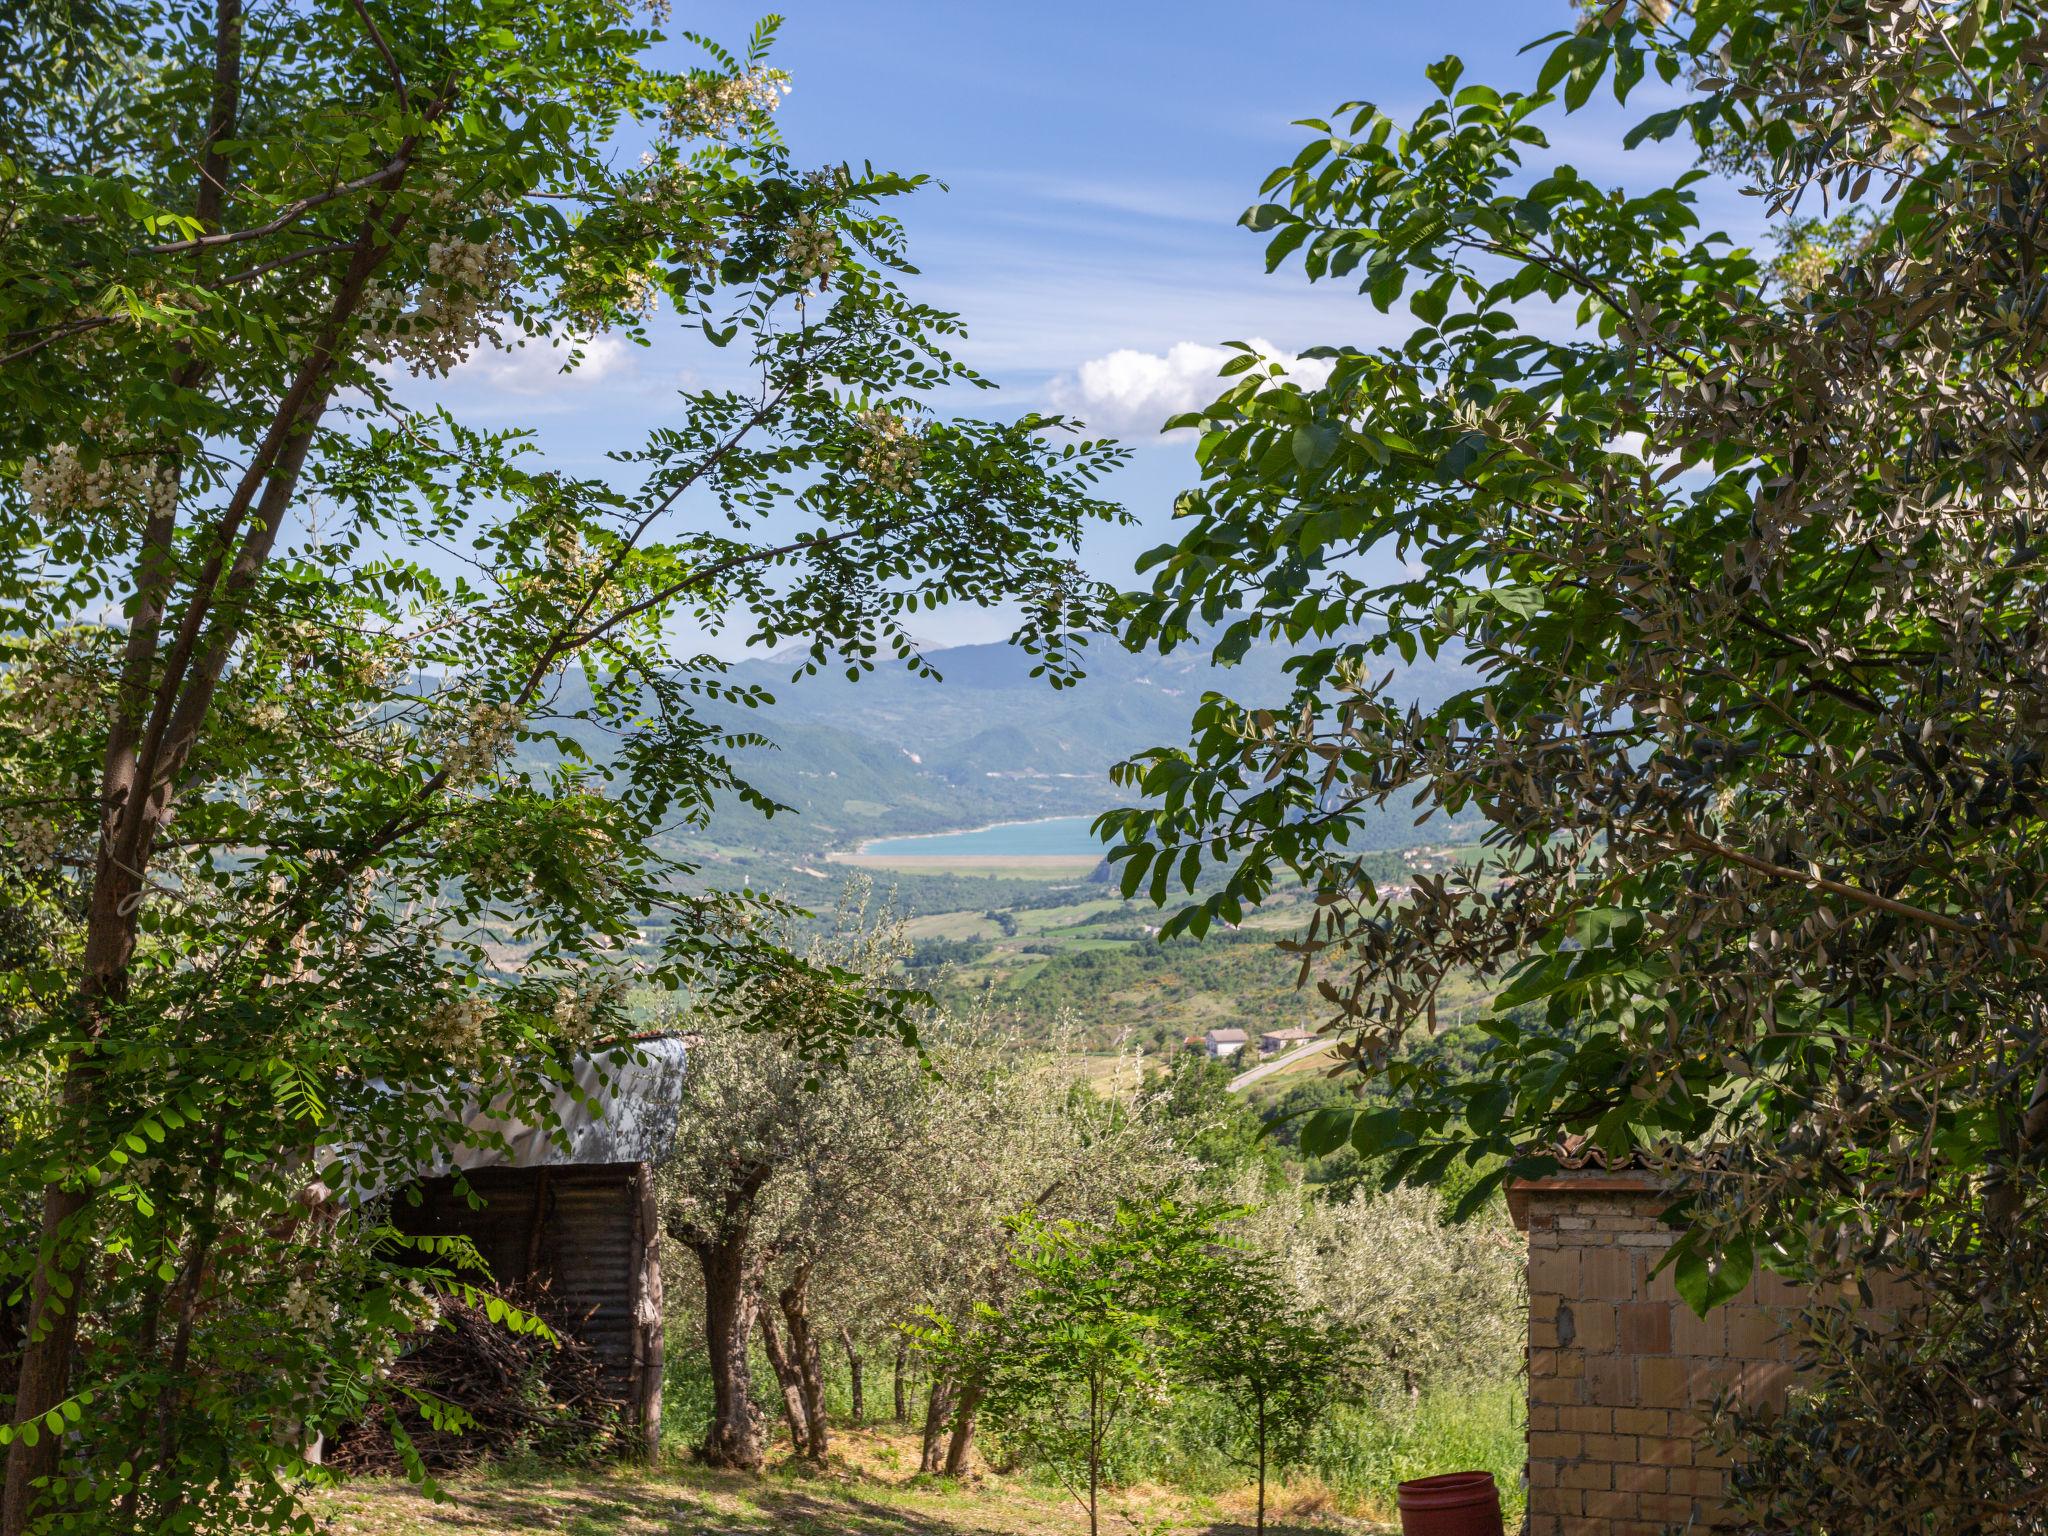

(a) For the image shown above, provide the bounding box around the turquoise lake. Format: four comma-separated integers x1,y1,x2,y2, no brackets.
861,816,1105,857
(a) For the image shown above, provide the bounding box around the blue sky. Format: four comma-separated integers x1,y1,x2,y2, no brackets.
427,2,1765,652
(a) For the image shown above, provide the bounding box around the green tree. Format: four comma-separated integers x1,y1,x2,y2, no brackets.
941,1202,1222,1536
865,1019,1193,1478
0,0,1121,1526
1144,1052,1285,1188
1107,0,2048,1522
1172,1247,1357,1536
657,886,928,1470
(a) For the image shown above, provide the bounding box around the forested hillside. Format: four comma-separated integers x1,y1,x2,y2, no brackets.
543,634,1470,855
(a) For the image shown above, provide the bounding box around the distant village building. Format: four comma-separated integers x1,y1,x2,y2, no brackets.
1203,1027,1248,1059
386,1036,689,1457
1259,1027,1316,1056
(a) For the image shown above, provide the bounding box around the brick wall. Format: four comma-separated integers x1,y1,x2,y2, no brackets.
1508,1172,1802,1535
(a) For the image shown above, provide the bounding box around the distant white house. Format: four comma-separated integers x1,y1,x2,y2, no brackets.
1203,1027,1248,1060
1259,1027,1317,1057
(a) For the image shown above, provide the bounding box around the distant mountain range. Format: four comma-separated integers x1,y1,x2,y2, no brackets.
664,633,1471,858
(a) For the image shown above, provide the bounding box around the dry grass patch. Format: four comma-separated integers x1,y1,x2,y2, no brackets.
311,1428,1391,1535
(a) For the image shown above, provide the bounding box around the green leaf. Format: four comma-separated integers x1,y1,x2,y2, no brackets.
1449,1164,1510,1222
1410,274,1455,327
1299,1106,1356,1159
1670,1231,1753,1317
1425,55,1465,95
1292,422,1341,471
1350,1106,1409,1156
1569,906,1644,949
1623,107,1687,149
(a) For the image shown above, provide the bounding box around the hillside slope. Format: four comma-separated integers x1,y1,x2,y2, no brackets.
677,634,1469,852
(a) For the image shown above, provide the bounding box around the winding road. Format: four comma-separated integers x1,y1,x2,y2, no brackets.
1226,1037,1336,1093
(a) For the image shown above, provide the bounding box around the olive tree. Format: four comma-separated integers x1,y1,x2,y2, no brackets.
657,889,934,1468
878,1030,1193,1476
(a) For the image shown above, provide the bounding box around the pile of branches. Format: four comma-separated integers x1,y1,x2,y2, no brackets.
329,1283,622,1472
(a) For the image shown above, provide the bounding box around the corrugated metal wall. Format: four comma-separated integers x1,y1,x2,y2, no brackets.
393,1161,661,1451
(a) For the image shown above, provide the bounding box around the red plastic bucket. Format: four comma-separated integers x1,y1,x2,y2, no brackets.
1396,1471,1504,1536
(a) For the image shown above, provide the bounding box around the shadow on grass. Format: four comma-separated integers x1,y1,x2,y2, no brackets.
335,1455,1387,1536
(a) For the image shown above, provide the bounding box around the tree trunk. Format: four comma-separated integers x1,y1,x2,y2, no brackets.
918,1376,955,1474
777,1266,828,1460
691,1240,764,1470
756,1297,810,1456
1087,1370,1101,1536
1081,1376,1097,1536
0,1181,94,1536
893,1338,909,1424
1255,1392,1268,1536
839,1327,863,1425
943,1376,983,1477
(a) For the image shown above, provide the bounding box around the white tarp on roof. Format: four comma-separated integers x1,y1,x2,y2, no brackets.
435,1034,689,1173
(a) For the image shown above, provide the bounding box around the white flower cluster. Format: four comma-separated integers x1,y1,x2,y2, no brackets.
780,209,839,289
665,68,789,139
349,1276,445,1381
616,268,659,320
349,646,406,693
396,1277,443,1329
550,971,626,1046
852,408,924,494
281,1276,339,1333
433,698,522,787
20,430,177,524
562,248,670,329
3,648,103,737
465,840,530,897
423,989,492,1064
363,180,518,377
0,808,64,868
544,522,613,582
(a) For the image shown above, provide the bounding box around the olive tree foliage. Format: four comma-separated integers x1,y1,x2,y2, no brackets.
657,887,929,1469
1254,1182,1521,1408
874,1030,1192,1476
0,0,1123,1525
661,967,1194,1476
1106,0,2048,1522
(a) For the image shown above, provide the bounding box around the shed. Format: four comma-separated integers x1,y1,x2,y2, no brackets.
389,1036,688,1456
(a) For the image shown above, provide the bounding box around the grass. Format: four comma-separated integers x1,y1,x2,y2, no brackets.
313,1427,1400,1535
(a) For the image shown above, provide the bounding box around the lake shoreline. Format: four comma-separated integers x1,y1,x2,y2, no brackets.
849,812,1105,858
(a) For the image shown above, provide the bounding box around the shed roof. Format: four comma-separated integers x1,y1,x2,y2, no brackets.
450,1034,688,1171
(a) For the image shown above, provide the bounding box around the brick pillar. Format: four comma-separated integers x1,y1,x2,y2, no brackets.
1508,1172,1802,1535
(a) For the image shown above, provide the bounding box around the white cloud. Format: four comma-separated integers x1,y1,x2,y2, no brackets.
448,329,636,400
1046,337,1333,436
